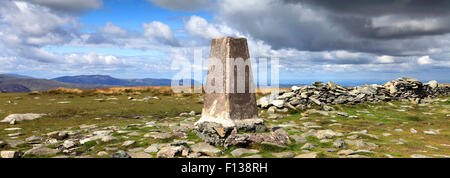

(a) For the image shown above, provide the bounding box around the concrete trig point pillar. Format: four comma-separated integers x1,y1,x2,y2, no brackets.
194,37,266,146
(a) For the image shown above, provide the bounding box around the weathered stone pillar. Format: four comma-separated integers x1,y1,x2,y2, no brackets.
194,37,266,146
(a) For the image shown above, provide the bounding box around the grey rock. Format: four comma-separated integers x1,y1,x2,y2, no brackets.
122,140,136,147
63,140,76,149
97,151,109,156
1,150,23,158
271,100,285,108
145,132,172,140
290,135,307,144
230,148,260,157
24,147,59,156
411,154,428,158
314,129,343,139
301,143,317,149
272,152,295,158
25,135,43,142
157,146,189,158
144,144,160,153
337,150,355,155
190,142,221,156
0,141,6,148
111,150,131,158
333,138,345,148
1,113,46,123
101,135,118,142
337,112,349,117
7,133,23,137
424,130,438,135
295,152,318,158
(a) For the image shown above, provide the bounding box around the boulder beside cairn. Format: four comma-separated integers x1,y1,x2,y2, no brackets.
194,37,266,146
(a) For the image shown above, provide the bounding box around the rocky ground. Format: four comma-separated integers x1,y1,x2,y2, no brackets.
0,80,449,158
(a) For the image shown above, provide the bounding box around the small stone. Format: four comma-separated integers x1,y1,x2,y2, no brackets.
411,154,428,158
333,138,345,148
1,150,23,158
25,135,43,142
0,141,6,148
382,133,392,137
101,135,118,142
111,150,131,158
157,146,189,158
272,152,295,158
190,142,221,156
314,129,343,139
145,132,172,139
337,150,355,155
24,147,59,156
63,140,76,149
144,144,160,153
425,145,439,150
97,151,108,156
394,129,403,132
424,130,437,135
295,152,318,158
290,135,307,144
9,119,16,125
122,140,136,147
320,139,333,143
347,135,360,139
301,143,317,149
1,113,46,123
47,131,68,140
8,133,23,137
4,128,22,131
337,112,349,117
230,148,260,157
410,128,418,134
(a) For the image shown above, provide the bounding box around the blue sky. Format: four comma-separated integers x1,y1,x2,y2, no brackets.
0,0,450,85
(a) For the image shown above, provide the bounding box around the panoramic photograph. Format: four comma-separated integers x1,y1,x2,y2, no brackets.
0,0,449,167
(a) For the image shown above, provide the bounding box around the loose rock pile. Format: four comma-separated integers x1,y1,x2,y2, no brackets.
258,77,450,112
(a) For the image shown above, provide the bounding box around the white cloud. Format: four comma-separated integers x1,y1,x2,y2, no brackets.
142,21,179,46
185,16,224,39
335,51,360,59
417,56,434,65
376,55,395,64
103,22,126,36
65,52,124,65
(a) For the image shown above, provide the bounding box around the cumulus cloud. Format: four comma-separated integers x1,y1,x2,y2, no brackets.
103,22,127,36
185,16,224,39
148,0,212,12
65,52,124,65
376,55,395,64
417,56,434,65
142,21,179,46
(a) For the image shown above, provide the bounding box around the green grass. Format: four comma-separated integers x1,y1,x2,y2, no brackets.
0,91,448,158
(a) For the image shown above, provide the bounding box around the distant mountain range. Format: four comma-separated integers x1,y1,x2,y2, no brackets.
51,75,197,87
0,74,199,93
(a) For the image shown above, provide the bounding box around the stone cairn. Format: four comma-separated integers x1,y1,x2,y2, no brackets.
194,37,267,147
258,77,450,112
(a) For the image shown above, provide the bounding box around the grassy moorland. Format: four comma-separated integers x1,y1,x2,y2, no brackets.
0,87,448,158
